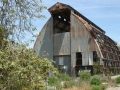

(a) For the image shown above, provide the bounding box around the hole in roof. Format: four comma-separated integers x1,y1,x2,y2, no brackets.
97,34,100,37
58,16,61,19
64,18,66,21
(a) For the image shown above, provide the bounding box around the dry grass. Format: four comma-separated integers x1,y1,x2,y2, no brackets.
64,81,91,90
100,75,116,87
64,87,91,90
63,75,119,90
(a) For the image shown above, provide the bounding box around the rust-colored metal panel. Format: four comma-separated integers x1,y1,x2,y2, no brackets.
71,13,94,53
89,38,96,51
71,13,88,67
70,13,98,67
33,17,53,60
53,32,70,55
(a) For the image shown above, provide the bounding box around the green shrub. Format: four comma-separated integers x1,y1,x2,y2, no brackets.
0,44,57,90
90,78,101,85
100,84,107,90
115,76,120,84
91,85,100,90
78,71,91,80
57,73,76,89
64,79,76,88
48,76,62,90
48,76,61,86
57,73,71,81
93,61,102,74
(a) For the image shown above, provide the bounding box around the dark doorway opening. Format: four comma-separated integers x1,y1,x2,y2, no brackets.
93,51,98,62
75,52,82,76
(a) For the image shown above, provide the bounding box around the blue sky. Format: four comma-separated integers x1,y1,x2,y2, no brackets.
29,0,120,47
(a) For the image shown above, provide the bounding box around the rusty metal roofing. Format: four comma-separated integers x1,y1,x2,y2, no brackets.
48,2,105,34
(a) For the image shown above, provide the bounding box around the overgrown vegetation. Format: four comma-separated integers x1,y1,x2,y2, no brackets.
78,69,91,80
93,61,102,74
0,1,119,90
0,44,57,90
90,77,102,85
0,1,51,89
0,26,9,49
91,85,100,90
57,73,71,81
0,46,118,90
115,76,120,84
100,84,107,90
48,73,76,89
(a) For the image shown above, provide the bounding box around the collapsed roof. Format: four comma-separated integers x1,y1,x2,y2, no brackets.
48,2,105,34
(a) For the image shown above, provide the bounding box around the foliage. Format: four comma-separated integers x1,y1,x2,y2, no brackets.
0,0,46,40
100,84,107,90
90,77,102,85
91,85,100,90
59,74,76,88
64,78,77,88
78,81,91,90
115,76,120,84
48,73,76,89
57,73,71,81
0,26,9,49
93,61,102,74
48,76,61,86
0,44,57,90
48,76,62,90
78,70,91,80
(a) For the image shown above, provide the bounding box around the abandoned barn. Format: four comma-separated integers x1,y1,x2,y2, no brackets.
34,2,120,76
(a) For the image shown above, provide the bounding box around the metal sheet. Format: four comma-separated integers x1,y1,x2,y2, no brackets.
88,38,96,51
54,56,71,74
70,13,97,67
82,52,89,65
71,13,93,53
34,17,53,60
89,52,93,65
70,52,76,68
53,32,70,55
82,52,93,66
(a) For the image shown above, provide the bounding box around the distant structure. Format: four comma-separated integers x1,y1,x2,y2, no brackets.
34,2,120,76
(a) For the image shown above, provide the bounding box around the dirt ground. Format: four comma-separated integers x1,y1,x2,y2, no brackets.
65,86,120,90
107,87,120,90
106,75,120,90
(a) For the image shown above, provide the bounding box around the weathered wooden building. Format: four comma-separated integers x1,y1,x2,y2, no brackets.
34,2,120,75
